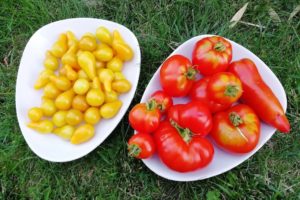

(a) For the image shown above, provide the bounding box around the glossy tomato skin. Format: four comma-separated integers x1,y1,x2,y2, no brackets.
189,77,231,113
211,104,260,153
129,103,161,133
192,36,232,76
228,59,290,133
150,90,173,114
168,101,212,137
160,55,196,97
154,121,214,172
207,72,243,105
128,132,155,159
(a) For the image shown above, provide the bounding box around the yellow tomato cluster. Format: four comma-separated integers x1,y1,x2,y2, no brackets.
27,27,133,145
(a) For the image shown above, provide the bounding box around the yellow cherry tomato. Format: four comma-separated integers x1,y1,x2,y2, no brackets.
105,90,118,103
61,44,79,69
78,69,89,79
79,34,97,51
41,98,57,117
98,68,114,92
52,110,67,127
96,26,112,45
100,100,122,119
86,88,105,107
113,72,126,81
53,125,75,140
112,42,133,61
44,51,59,70
51,33,68,58
43,82,61,99
78,51,96,80
112,30,125,43
72,95,89,112
112,79,131,93
93,44,113,62
49,75,71,91
28,107,43,122
27,120,54,133
71,124,95,144
84,107,101,125
66,109,83,126
73,78,90,95
34,69,54,90
107,57,123,72
63,65,78,81
55,89,75,110
66,31,78,48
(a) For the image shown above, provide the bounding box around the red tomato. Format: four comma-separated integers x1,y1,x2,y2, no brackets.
211,104,260,153
129,101,161,133
168,101,212,137
192,36,232,76
128,132,155,159
229,58,290,133
150,90,173,114
189,77,231,113
154,121,214,172
207,72,243,105
160,55,196,97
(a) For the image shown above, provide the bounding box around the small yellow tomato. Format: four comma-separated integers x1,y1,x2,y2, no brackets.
27,120,54,133
66,109,83,126
44,51,59,71
71,124,95,144
34,69,54,90
77,51,96,80
61,44,78,69
53,125,75,140
43,82,61,99
95,61,105,69
107,57,123,72
104,90,118,103
93,44,113,62
100,100,122,119
73,78,90,95
78,69,89,79
66,30,78,48
41,98,57,117
55,89,75,110
84,107,101,125
52,110,68,127
98,68,114,92
86,89,105,107
95,26,112,45
63,65,78,81
51,33,68,58
28,107,43,122
79,34,97,51
113,72,126,81
112,79,131,93
72,95,89,112
49,75,71,91
112,42,133,61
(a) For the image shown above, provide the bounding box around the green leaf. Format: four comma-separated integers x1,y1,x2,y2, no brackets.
206,190,221,200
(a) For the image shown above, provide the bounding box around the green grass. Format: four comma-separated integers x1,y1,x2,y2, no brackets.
1,0,300,199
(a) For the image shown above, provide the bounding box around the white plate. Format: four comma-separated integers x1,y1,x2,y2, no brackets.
16,18,141,162
140,35,287,181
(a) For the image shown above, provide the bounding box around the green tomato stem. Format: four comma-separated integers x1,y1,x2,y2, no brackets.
224,85,239,97
214,41,226,52
146,99,157,110
170,119,192,143
229,112,243,127
185,67,197,80
128,144,141,158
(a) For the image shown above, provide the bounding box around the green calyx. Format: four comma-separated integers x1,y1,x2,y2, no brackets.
170,119,192,143
214,41,226,52
128,144,141,158
224,85,239,97
229,112,243,127
185,67,197,80
146,99,157,110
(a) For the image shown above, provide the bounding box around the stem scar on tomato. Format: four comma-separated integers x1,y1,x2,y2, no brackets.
224,85,240,97
214,41,226,52
229,112,248,142
146,99,157,110
184,67,197,80
170,119,192,143
127,143,141,157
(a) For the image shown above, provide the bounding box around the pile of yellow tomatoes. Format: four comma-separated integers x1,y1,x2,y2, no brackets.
27,26,133,144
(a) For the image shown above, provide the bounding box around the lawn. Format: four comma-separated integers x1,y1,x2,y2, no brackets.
1,0,300,199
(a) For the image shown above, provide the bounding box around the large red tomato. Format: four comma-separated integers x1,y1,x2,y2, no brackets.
207,72,243,105
154,121,214,172
160,55,196,97
129,101,161,133
167,101,212,137
210,104,260,153
192,36,232,76
189,77,231,113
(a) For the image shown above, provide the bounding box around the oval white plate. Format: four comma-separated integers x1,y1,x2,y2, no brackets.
16,18,141,162
140,35,287,181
